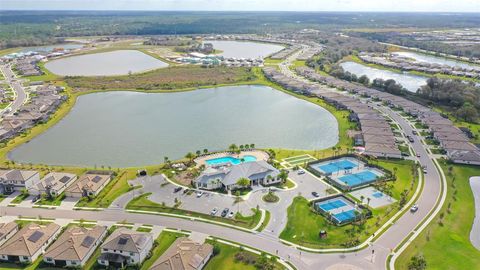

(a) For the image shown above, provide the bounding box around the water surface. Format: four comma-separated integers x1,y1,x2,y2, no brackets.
205,40,284,59
393,51,480,71
10,85,338,167
340,61,427,92
20,43,83,53
45,50,168,76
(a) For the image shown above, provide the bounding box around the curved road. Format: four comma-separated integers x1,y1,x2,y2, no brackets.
0,63,28,113
0,49,445,270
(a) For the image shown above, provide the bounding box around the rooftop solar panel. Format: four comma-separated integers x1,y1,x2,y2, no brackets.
27,231,44,243
92,176,102,183
81,236,95,248
118,237,128,245
59,176,71,183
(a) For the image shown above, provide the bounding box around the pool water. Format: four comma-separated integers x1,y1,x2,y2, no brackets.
338,170,379,187
372,192,384,198
315,159,358,174
206,155,257,166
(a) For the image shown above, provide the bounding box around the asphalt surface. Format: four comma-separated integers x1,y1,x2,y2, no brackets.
0,64,27,113
470,176,480,250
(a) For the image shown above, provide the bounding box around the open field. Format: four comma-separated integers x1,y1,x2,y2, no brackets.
395,161,480,270
65,66,256,92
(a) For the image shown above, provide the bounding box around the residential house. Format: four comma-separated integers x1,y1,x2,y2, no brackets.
0,169,40,194
0,223,61,263
194,160,281,191
0,222,19,246
29,172,77,197
149,237,213,270
43,225,107,267
97,228,153,268
64,172,113,198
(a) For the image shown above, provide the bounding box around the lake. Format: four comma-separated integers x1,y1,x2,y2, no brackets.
45,50,168,76
20,43,84,53
10,85,339,167
340,61,428,92
393,51,480,71
205,40,284,59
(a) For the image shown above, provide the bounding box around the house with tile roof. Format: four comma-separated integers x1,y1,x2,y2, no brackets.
97,228,153,268
0,222,19,247
43,225,107,267
0,169,40,194
64,172,112,198
0,223,61,263
29,172,77,198
149,237,213,270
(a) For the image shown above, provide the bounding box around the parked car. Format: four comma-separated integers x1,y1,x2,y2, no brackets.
221,208,229,217
410,204,419,213
311,191,319,197
211,208,218,216
31,195,41,203
228,211,235,218
196,191,204,198
423,167,428,174
297,170,305,175
173,186,183,193
412,130,418,135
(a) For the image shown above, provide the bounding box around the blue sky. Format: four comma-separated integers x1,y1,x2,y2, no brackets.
1,0,479,12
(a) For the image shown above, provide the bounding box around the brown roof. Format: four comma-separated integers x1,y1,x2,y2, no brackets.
0,222,18,240
101,228,152,253
44,225,107,262
150,237,213,270
0,223,61,257
0,169,38,182
65,173,111,194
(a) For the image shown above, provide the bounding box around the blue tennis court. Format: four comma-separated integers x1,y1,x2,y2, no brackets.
334,210,358,223
315,159,358,174
338,170,379,187
317,199,347,211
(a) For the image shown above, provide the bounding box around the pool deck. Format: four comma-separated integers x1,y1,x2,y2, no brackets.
349,186,396,208
194,150,269,167
470,176,480,251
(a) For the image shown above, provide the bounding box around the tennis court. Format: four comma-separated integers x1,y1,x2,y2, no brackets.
310,158,358,174
317,199,347,211
334,210,358,223
338,170,379,187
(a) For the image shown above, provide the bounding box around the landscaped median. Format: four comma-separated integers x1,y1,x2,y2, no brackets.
395,160,480,270
126,192,264,231
280,159,418,249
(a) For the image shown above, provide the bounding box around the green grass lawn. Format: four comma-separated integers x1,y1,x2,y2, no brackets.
395,161,480,270
280,159,417,248
140,231,185,270
205,240,285,270
11,192,29,204
35,193,65,206
127,193,262,229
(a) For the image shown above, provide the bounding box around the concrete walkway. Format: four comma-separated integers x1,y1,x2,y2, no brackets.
470,176,480,250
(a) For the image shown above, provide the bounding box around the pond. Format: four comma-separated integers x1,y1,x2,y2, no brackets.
340,61,428,92
393,51,480,71
205,40,284,59
10,85,339,167
44,50,168,76
20,43,84,53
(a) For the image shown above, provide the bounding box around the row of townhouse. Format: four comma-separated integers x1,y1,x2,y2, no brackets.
0,84,66,142
295,66,480,165
0,221,213,270
14,57,43,76
0,169,113,198
264,66,402,159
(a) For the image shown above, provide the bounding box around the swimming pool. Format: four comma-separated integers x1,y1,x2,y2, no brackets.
338,170,379,187
317,199,347,211
313,159,358,174
372,191,384,198
206,155,257,166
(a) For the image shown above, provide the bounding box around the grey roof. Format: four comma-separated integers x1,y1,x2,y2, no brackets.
195,160,280,186
101,228,152,254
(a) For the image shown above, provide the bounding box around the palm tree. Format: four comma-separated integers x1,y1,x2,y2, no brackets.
366,197,371,206
203,149,208,154
185,152,195,163
360,195,365,204
331,146,337,157
250,143,255,149
239,145,244,151
229,144,238,152
196,150,201,156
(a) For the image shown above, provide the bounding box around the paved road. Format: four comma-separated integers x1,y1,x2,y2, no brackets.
0,64,27,114
470,176,480,250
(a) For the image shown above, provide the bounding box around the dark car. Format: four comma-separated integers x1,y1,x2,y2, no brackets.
312,191,319,197
183,188,189,194
221,208,229,217
173,186,183,193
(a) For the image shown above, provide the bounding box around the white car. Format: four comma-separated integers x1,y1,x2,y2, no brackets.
211,208,218,215
196,191,204,198
228,211,235,218
297,170,306,175
410,204,419,213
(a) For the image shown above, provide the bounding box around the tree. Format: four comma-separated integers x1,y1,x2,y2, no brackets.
203,149,208,154
196,150,201,156
408,254,427,270
185,152,195,163
278,170,288,183
236,178,250,189
229,144,238,152
250,143,255,149
358,75,370,86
